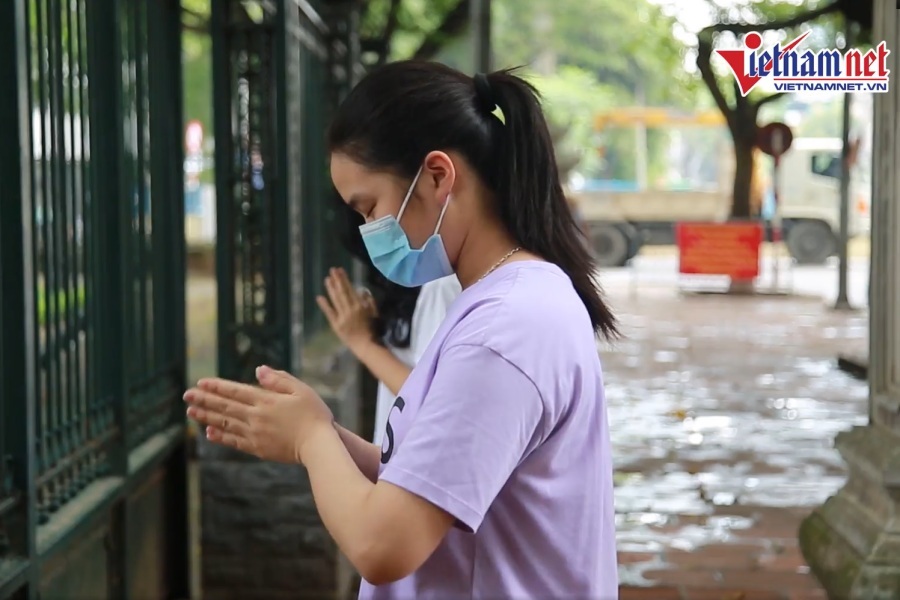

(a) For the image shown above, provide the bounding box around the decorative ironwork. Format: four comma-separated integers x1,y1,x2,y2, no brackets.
0,0,188,595
27,0,107,524
213,0,286,382
213,0,355,381
118,0,183,453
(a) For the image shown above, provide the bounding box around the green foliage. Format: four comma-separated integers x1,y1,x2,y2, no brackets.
760,98,844,137
182,1,213,183
169,0,701,184
182,33,212,136
528,67,619,179
489,0,701,179
182,0,212,131
37,284,86,326
361,0,466,60
493,0,696,108
527,67,670,182
793,101,844,137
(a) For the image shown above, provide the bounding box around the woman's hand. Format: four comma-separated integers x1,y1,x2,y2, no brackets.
183,365,334,464
316,267,377,351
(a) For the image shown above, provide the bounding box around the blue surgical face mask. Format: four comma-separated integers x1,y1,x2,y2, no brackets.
358,166,453,288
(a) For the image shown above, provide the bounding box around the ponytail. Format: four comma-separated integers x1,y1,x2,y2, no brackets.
479,70,618,339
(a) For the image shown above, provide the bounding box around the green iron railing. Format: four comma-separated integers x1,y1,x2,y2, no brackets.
0,0,188,596
213,0,287,381
119,0,183,453
213,0,359,382
27,0,109,525
298,5,331,335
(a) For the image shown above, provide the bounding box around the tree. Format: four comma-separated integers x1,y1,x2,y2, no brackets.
178,0,470,176
359,0,470,65
492,0,698,108
492,0,702,183
182,0,212,137
697,0,872,218
529,66,620,181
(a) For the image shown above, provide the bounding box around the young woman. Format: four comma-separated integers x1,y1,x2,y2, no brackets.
185,60,619,598
319,207,460,444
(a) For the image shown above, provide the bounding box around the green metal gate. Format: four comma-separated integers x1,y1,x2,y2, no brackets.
212,0,359,382
0,0,189,597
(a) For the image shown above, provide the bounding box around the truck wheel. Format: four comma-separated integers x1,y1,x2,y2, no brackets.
786,220,838,265
591,223,631,267
620,222,644,262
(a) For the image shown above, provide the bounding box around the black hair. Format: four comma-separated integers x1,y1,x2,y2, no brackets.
327,60,617,339
334,192,421,348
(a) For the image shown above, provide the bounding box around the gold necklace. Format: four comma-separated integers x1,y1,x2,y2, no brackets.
477,247,521,282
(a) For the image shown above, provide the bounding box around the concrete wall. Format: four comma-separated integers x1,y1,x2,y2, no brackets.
198,336,363,600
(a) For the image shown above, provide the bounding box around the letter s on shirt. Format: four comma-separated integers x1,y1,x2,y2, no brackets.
380,396,405,464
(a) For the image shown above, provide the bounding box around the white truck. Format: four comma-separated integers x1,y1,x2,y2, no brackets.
570,136,870,267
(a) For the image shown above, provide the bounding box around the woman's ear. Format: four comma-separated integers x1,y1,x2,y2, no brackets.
422,150,456,205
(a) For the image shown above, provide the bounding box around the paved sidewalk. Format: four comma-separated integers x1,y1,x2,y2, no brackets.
601,286,868,600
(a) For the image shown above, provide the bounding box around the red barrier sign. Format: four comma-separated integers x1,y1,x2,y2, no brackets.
676,222,763,280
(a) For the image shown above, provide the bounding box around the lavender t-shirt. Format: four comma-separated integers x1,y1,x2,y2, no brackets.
359,261,617,600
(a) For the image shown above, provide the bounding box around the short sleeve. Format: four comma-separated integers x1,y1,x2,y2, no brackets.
410,276,461,362
378,343,544,533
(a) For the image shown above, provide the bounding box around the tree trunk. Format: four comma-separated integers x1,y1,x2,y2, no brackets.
727,102,759,294
731,138,755,219
728,97,760,220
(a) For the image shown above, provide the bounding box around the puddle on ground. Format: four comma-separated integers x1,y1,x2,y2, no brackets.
605,291,869,558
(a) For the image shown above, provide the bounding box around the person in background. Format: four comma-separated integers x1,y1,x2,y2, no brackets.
317,203,460,445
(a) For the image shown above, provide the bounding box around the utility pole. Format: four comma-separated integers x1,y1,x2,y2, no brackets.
834,22,855,311
470,0,492,72
634,80,648,191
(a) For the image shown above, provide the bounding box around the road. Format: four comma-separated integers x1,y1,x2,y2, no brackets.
600,249,870,308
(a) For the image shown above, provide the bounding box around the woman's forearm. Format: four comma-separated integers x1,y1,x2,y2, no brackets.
302,423,454,585
350,339,412,396
300,424,381,573
335,423,381,482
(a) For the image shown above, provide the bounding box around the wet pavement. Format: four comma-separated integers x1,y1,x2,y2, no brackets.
603,252,870,308
599,282,869,599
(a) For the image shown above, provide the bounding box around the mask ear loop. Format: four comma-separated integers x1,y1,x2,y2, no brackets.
433,194,451,235
396,166,424,223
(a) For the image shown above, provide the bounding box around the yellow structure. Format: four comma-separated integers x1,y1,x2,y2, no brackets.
593,107,726,131
592,107,765,214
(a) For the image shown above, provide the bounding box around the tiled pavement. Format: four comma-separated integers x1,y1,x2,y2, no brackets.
602,284,868,600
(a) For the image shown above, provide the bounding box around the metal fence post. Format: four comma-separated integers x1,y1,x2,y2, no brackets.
0,0,38,596
834,23,856,311
210,0,238,380
147,0,189,594
87,0,128,480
